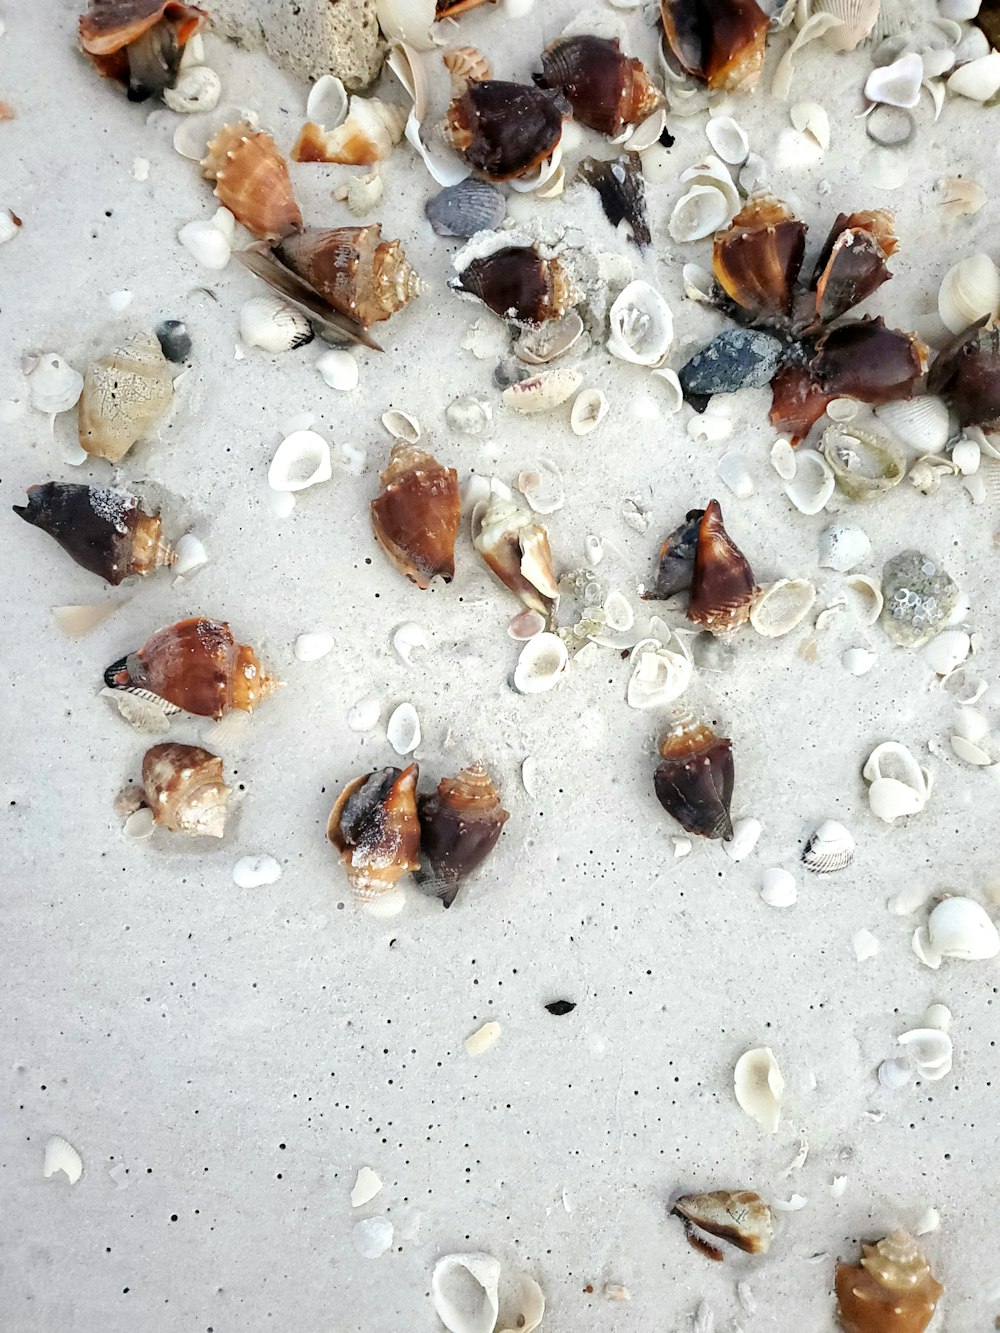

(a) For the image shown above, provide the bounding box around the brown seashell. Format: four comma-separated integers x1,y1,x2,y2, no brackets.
271,226,421,331
452,246,574,328
13,482,174,586
660,0,770,92
103,617,277,719
141,742,230,837
78,331,174,463
811,210,897,324
642,508,704,600
445,80,563,182
768,353,831,443
654,715,735,840
687,500,757,635
927,320,1000,429
443,46,493,97
79,0,207,100
815,317,926,403
578,155,650,250
327,765,421,915
671,1190,773,1260
201,123,303,243
436,0,496,16
370,442,460,589
835,1229,943,1333
712,196,807,326
534,36,664,138
417,764,509,907
472,495,559,619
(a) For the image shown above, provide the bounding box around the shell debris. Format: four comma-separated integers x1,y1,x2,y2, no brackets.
43,1136,83,1184
464,1021,502,1056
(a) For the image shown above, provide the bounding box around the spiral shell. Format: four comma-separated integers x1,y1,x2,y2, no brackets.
712,196,806,325
671,1190,773,1260
327,765,421,915
687,500,757,635
292,96,406,165
141,742,230,837
443,46,493,96
370,442,460,589
472,496,559,619
452,246,574,328
654,716,735,840
201,123,303,242
835,1230,943,1333
78,331,174,463
417,764,509,907
535,36,663,137
445,80,563,182
660,0,770,92
79,0,207,100
271,226,421,331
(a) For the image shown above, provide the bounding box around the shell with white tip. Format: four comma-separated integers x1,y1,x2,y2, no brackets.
327,765,420,915
802,819,855,873
432,1253,501,1333
733,1046,784,1133
607,281,673,366
239,295,314,352
937,254,1000,336
749,579,816,638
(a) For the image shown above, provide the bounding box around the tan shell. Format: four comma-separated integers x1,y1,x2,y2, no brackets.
78,332,173,463
201,123,303,242
141,742,230,837
443,45,492,96
472,496,559,619
672,1190,772,1259
836,1229,943,1333
291,97,406,165
272,226,421,330
371,442,460,589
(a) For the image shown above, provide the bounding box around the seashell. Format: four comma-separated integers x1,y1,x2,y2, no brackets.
863,741,931,823
502,369,582,414
784,449,836,514
671,1190,773,1260
879,549,959,650
818,524,871,573
875,397,950,455
163,63,220,113
351,1165,383,1207
822,424,906,501
268,430,332,492
14,483,175,585
28,353,84,415
442,45,492,98
333,170,385,218
446,396,493,435
937,175,986,224
452,246,575,328
518,461,564,514
417,764,509,907
660,0,769,91
712,196,806,325
625,106,667,154
178,211,232,269
317,348,359,391
644,508,703,600
353,1215,394,1258
926,896,1000,962
722,816,762,863
516,311,584,366
706,116,749,165
770,437,797,481
928,325,1000,430
578,155,650,249
306,74,348,128
370,442,460,589
812,0,880,50
937,254,1000,336
513,632,568,694
921,628,970,675
386,702,420,755
432,1253,501,1333
897,1027,952,1080
382,410,421,443
760,867,797,906
78,331,173,463
733,1046,783,1132
947,51,1000,101
878,1056,913,1089
846,574,883,626
43,1134,83,1184
864,52,923,107
445,80,563,182
679,329,783,404
294,631,335,662
951,733,992,765
802,818,855,873
141,742,229,837
328,766,420,916
790,100,830,150
425,179,506,238
155,319,191,363
201,123,302,242
688,501,757,636
376,0,436,48
436,0,496,16
952,438,980,474
238,294,313,353
836,1230,943,1333
571,388,609,436
607,281,673,367
717,451,754,500
348,696,381,732
669,184,732,244
473,496,559,618
78,0,207,101
292,97,406,165
750,579,816,638
655,715,734,840
535,35,664,137
497,1273,545,1333
53,603,123,637
811,210,897,324
627,638,693,709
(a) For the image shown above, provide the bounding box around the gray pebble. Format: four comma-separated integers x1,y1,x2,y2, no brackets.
679,328,784,399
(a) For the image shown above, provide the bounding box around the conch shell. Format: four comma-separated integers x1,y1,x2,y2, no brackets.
79,0,207,100
655,716,735,841
141,742,230,837
445,80,563,181
451,246,575,328
643,509,703,600
201,123,303,243
835,1229,943,1333
327,765,421,916
292,96,406,165
78,331,173,463
687,500,757,635
712,196,806,326
534,36,664,137
370,442,460,588
671,1190,773,1261
811,210,897,325
472,496,559,619
417,764,509,908
660,0,770,92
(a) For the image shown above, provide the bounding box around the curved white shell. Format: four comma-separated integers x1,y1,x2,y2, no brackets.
865,774,929,824
770,437,797,481
381,409,421,442
922,628,970,675
516,311,584,365
377,0,436,50
317,348,359,391
518,460,564,514
432,1253,501,1333
626,639,692,708
705,116,749,164
760,867,797,907
864,51,923,107
232,855,282,888
239,295,313,352
863,741,931,796
650,367,684,415
571,388,609,435
953,438,981,474
354,1216,394,1258
393,621,428,666
717,451,754,499
351,1166,383,1207
508,608,546,640
173,104,258,160
514,633,568,694
680,155,740,210
28,353,84,414
607,281,673,367
163,64,222,114
842,647,876,675
878,1056,913,1089
927,896,1000,961
790,99,831,150
826,397,859,423
937,254,1000,335
739,152,769,193
682,262,715,303
734,1046,784,1133
773,126,824,170
783,450,835,514
668,184,732,243
802,819,855,873
723,817,762,863
123,805,154,844
268,430,333,492
307,74,349,127
502,370,582,414
845,574,883,626
386,701,420,754
626,107,667,154
294,631,334,662
43,1135,83,1184
947,51,1000,101
509,142,564,195
818,523,871,572
498,1274,545,1333
897,1027,953,1080
875,397,950,454
178,213,231,269
750,579,816,638
347,696,381,731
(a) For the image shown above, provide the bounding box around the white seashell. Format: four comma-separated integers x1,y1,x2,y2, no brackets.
953,707,989,744
307,74,348,128
734,1046,784,1133
770,437,798,481
514,633,568,694
172,533,208,578
584,534,604,567
626,641,692,708
571,388,609,436
387,702,420,754
625,107,667,154
516,311,584,365
354,1216,394,1258
232,855,282,888
43,1135,83,1184
773,126,824,170
603,591,634,633
760,867,797,906
268,489,296,518
750,579,816,638
268,430,333,492
927,896,1000,961
772,12,844,100
950,734,993,765
911,926,941,968
818,523,871,572
28,353,84,414
381,408,421,442
518,460,564,514
875,397,950,455
723,817,762,863
802,819,855,873
682,262,715,304
954,25,991,60
897,1028,953,1079
124,805,156,839
863,145,909,191
914,1207,941,1235
389,622,427,669
938,254,1000,336
888,883,933,916
842,647,877,675
508,609,546,640
502,369,582,414
772,1193,808,1212
178,214,231,269
705,116,749,165
814,0,880,50
924,1003,952,1032
432,1253,501,1333
952,438,981,474
790,100,831,150
947,51,1000,101
865,52,923,106
826,397,860,423
673,836,692,858
497,1273,545,1333
239,295,313,353
679,155,739,211
717,451,755,499
50,600,119,639
101,685,173,734
650,367,684,415
784,450,835,514
464,1022,501,1057
316,348,359,391
851,927,880,961
351,1166,383,1207
606,281,673,367
377,0,436,48
922,629,970,675
333,170,384,216
845,574,883,626
294,631,335,662
348,696,381,731
668,184,732,243
687,411,732,443
521,755,539,797
878,1057,913,1089
829,1175,848,1198
163,64,222,113
509,142,564,195
863,741,931,823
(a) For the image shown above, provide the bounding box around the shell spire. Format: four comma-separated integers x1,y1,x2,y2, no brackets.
79,0,207,100
201,123,303,243
327,765,421,916
141,742,230,837
654,716,735,840
370,442,461,589
835,1229,943,1333
417,764,509,908
534,36,664,138
687,500,757,635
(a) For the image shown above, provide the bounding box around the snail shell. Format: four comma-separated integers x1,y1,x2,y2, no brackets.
660,0,770,92
443,46,493,96
292,96,406,165
835,1229,943,1333
687,500,757,635
370,442,460,589
642,508,704,600
104,616,277,719
270,226,421,331
535,36,664,137
13,482,174,585
671,1190,773,1260
417,764,509,907
452,246,575,328
444,80,563,182
327,765,421,915
141,742,230,837
472,496,559,619
78,331,174,463
928,323,1000,429
201,122,303,242
712,195,806,326
811,209,897,325
78,0,207,100
654,715,735,841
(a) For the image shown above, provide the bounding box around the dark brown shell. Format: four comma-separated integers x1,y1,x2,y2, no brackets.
578,155,650,249
811,210,897,324
452,246,574,327
272,226,421,331
13,482,173,585
141,742,230,837
660,0,769,91
79,0,207,99
654,718,734,840
370,443,460,589
835,1230,943,1333
927,321,1000,428
815,316,926,402
713,196,806,325
445,80,563,181
671,1190,773,1260
201,123,303,243
417,764,509,907
535,36,664,137
327,765,421,909
642,508,704,600
687,500,756,635
104,617,276,719
436,0,495,14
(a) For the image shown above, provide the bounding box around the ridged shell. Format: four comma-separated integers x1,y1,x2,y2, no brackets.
292,97,407,165
272,226,421,330
535,36,663,137
835,1230,943,1333
813,0,880,51
370,442,460,588
687,500,757,635
417,764,509,907
78,331,173,463
79,0,207,99
874,397,950,454
201,123,303,242
239,294,314,352
654,715,735,840
425,179,506,238
327,765,421,915
445,80,563,181
141,742,230,837
802,819,854,873
443,45,492,95
937,254,1000,335
713,195,806,324
821,424,907,500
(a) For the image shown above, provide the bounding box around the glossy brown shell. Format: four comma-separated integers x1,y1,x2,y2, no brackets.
453,246,574,328
687,500,757,635
713,196,806,325
835,1230,943,1333
655,718,734,840
327,765,421,905
141,742,230,837
273,226,420,330
643,508,704,600
202,123,303,243
768,356,832,443
811,210,897,324
417,765,509,907
928,322,1000,428
445,80,563,181
672,1190,773,1259
660,0,769,91
79,0,206,97
370,443,460,589
535,36,663,137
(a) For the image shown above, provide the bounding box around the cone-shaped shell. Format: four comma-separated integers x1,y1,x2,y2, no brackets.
672,1190,773,1259
141,742,230,837
445,80,563,181
660,0,770,92
13,482,173,585
202,123,303,243
928,322,1000,429
327,765,421,912
655,717,735,840
687,500,757,635
417,764,509,907
472,496,559,618
768,354,831,443
835,1229,943,1333
811,210,897,325
453,246,574,328
79,0,207,99
712,196,806,325
535,36,664,137
643,508,704,600
815,317,926,403
370,443,460,588
273,226,420,330
103,617,277,719
78,331,173,463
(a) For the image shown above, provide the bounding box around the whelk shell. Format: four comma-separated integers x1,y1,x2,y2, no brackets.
417,764,509,907
687,500,757,637
78,0,207,101
606,281,673,367
534,35,664,137
835,1230,943,1333
654,715,734,840
451,245,575,328
472,496,559,618
141,741,230,837
370,442,460,588
328,765,420,916
78,331,173,463
445,79,563,182
749,579,816,638
659,0,770,91
712,195,806,325
733,1046,783,1133
671,1190,773,1261
292,97,406,165
201,122,302,242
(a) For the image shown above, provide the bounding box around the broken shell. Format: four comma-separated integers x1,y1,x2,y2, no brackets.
627,639,693,709
655,715,734,840
452,246,575,328
178,212,231,269
578,154,650,249
875,397,950,455
446,396,492,434
348,696,381,731
926,896,1000,962
53,603,122,637
790,99,830,149
660,0,769,91
937,253,1000,336
306,73,348,127
846,574,884,626
78,331,173,463
607,281,673,367
669,184,733,244
688,500,757,636
432,1253,501,1333
722,816,762,863
268,430,332,492
473,496,558,617
382,409,421,442
733,1046,784,1132
672,1190,773,1259
842,647,876,675
333,171,384,217
43,1134,83,1184
78,0,207,100
811,209,898,325
376,0,436,48
141,742,230,837
928,325,1000,431
351,1166,383,1207
937,174,986,223
316,348,359,391
371,442,460,588
770,437,797,481
822,424,907,501
445,80,563,182
922,628,970,675
761,867,797,906
27,353,84,414
835,1230,943,1333
818,524,871,573
813,0,880,50
392,622,428,667
502,369,582,414
163,63,220,113
425,179,506,237
717,451,754,500
155,319,191,363
518,461,564,514
292,97,406,165
864,52,923,107
571,388,609,435
201,122,302,242
516,312,584,366
897,1028,952,1080
802,819,855,873
644,508,703,600
784,450,835,515
951,734,992,765
295,631,335,661
239,294,313,352
706,116,749,166
535,35,663,137
712,195,806,324
328,766,420,915
497,1273,545,1333
417,764,509,907
513,632,568,694
863,741,931,823
749,579,816,638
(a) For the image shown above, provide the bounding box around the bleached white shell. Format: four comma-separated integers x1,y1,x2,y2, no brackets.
518,460,564,514
387,702,420,754
43,1135,83,1184
668,184,732,243
516,311,584,365
432,1253,501,1333
508,609,546,640
502,369,582,414
514,633,568,694
826,397,859,423
625,107,667,153
947,51,1000,101
348,696,381,731
842,647,877,675
705,116,749,164
571,388,609,435
307,74,349,128
317,348,359,391
875,397,950,455
864,52,923,106
52,602,120,637
509,142,564,195
949,731,988,767
802,819,855,873
381,409,421,442
28,353,84,414
393,621,428,666
723,817,762,863
784,450,835,514
852,928,879,961
814,0,880,50
354,1216,394,1258
922,628,970,675
650,367,684,415
938,254,1000,335
268,430,333,492
928,896,1000,961
178,213,231,269
790,100,831,150
739,152,769,193
734,1046,784,1133
679,155,740,211
497,1273,545,1333
626,640,692,708
878,1056,913,1089
351,1166,383,1207
818,523,871,572
606,281,673,367
770,437,797,481
846,574,883,626
239,295,313,352
760,867,797,907
863,741,931,824
163,64,222,113
172,533,208,577
953,706,989,745
897,1028,953,1080
687,411,732,443
232,855,282,888
750,579,816,638
682,262,715,303
953,439,980,474
294,631,335,662
717,451,755,499
773,126,824,170
377,0,436,48
924,1003,953,1032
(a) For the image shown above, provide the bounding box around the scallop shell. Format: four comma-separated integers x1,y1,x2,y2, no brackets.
292,97,407,165
201,123,302,242
606,281,673,367
818,524,871,572
43,1135,83,1184
822,425,907,500
238,295,313,352
268,430,332,492
28,353,84,414
802,819,855,873
749,579,816,638
432,1253,501,1333
668,183,732,243
141,742,230,837
783,449,835,515
443,45,492,96
78,332,173,463
571,388,609,435
812,0,880,50
937,254,1000,336
513,632,568,693
733,1047,784,1133
875,397,950,455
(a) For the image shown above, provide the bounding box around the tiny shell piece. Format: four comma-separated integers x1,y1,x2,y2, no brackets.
43,1135,83,1184
722,817,762,863
354,1216,394,1258
464,1021,502,1056
351,1166,383,1207
78,332,174,463
733,1046,784,1132
348,697,381,732
294,631,335,662
316,348,359,391
232,855,282,887
393,622,428,666
571,388,609,436
672,1190,773,1258
852,928,879,961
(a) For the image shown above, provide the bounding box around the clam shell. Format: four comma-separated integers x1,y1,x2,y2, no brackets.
717,451,754,500
947,51,1000,101
863,741,931,823
922,628,970,675
818,523,871,572
518,461,564,514
382,409,421,442
571,388,609,435
28,353,83,414
306,74,348,127
802,819,855,873
760,867,797,906
937,254,1000,336
846,574,883,626
783,449,835,514
626,639,692,709
749,579,816,638
387,702,420,754
813,0,880,50
789,100,831,149
733,1046,784,1133
652,368,684,414
425,179,506,237
43,1135,83,1184
516,311,585,365
268,430,332,491
497,1273,545,1333
864,51,923,106
722,817,762,863
927,896,1000,961
705,115,749,164
679,155,740,211
669,184,732,243
502,369,582,413
770,437,797,481
875,397,950,455
513,633,568,694
239,294,313,352
316,348,359,391
432,1254,501,1333
607,281,673,366
377,0,436,48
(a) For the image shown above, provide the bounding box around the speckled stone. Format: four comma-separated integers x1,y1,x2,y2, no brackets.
679,328,784,400
880,549,960,647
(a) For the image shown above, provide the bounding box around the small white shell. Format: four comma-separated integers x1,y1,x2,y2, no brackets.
177,212,232,269
172,533,208,577
790,100,831,150
354,1216,394,1258
760,868,797,907
897,1027,953,1080
348,696,381,731
950,734,992,765
584,534,604,566
28,353,84,414
239,295,313,352
514,633,568,694
626,641,692,709
393,621,428,666
668,184,732,243
518,461,564,514
922,629,970,675
381,409,421,442
268,430,333,492
826,397,859,423
878,1057,913,1089
387,702,420,754
163,64,222,113
770,437,797,481
571,388,609,435
937,254,1000,336
947,51,1000,101
773,126,824,170
334,170,385,216
842,647,877,675
497,1273,545,1333
603,591,633,633
502,370,582,414
927,896,1000,961
679,156,739,212
953,707,989,744
924,1003,953,1032
682,262,715,303
650,367,684,415
845,574,883,626
717,451,755,499
734,1046,784,1133
705,116,749,164
818,523,871,572
750,579,816,638
377,0,436,48
952,438,981,475
232,855,282,888
783,450,835,514
43,1135,83,1184
508,609,546,640
464,1022,502,1056
738,152,769,193
516,311,584,365
625,107,667,154
723,817,762,863
350,1166,383,1207
864,52,923,107
432,1253,501,1333
123,806,155,842
294,631,335,662
863,741,931,823
316,348,359,391
307,74,349,128
814,0,880,50
606,281,673,367
802,819,855,873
